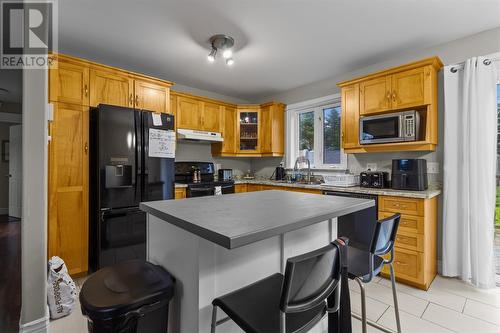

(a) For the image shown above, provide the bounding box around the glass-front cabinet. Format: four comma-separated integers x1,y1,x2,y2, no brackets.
237,107,260,154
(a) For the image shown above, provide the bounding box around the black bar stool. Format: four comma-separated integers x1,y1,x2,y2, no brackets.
210,241,343,333
346,213,401,333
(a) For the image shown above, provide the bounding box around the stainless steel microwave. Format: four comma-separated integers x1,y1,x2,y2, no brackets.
359,110,420,144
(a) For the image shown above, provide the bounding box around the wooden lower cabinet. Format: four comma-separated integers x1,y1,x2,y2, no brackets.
379,195,437,290
175,187,186,199
48,103,89,276
235,184,247,193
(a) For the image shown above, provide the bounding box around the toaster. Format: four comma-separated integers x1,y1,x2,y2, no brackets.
359,171,390,189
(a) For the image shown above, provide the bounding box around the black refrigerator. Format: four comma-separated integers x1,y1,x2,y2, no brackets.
89,104,175,271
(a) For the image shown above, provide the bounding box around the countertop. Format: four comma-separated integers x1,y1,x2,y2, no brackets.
140,190,374,249
175,179,441,199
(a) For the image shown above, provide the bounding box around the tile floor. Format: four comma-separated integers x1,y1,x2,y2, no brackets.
50,275,500,333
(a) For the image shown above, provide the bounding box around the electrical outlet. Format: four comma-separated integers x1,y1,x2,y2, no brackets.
366,163,377,171
427,162,439,174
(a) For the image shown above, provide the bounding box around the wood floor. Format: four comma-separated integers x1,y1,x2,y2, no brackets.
0,215,21,333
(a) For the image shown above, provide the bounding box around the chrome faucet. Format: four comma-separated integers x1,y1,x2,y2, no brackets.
294,156,311,184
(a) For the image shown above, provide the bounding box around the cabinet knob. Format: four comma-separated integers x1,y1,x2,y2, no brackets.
386,92,391,100
84,84,88,96
129,94,133,106
135,95,139,106
392,91,396,102
84,142,88,154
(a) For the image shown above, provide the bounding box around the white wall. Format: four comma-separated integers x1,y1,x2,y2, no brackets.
172,84,251,104
250,27,500,181
176,141,252,178
20,68,48,331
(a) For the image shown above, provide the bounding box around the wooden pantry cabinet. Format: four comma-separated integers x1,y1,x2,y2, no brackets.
338,57,443,153
48,103,89,276
378,195,437,290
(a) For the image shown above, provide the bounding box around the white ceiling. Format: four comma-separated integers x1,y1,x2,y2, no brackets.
57,0,500,101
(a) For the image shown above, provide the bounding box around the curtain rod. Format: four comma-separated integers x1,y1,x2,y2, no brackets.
449,57,500,73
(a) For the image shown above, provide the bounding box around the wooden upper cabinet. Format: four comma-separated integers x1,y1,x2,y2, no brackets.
48,103,89,275
237,107,261,154
201,102,222,132
359,76,391,115
176,96,201,129
134,79,170,113
49,60,90,106
212,106,236,155
391,66,431,109
90,69,134,108
260,103,285,156
341,84,360,149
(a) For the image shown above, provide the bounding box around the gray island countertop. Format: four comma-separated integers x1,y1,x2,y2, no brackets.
140,190,374,249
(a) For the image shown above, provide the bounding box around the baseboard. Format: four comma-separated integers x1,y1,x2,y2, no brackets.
19,315,49,333
0,208,8,215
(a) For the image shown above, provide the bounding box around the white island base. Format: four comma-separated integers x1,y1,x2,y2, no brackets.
147,214,337,333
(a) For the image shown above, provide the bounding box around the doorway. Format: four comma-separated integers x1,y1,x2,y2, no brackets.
0,69,22,333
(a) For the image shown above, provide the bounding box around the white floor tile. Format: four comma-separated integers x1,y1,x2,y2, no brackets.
352,317,388,333
378,306,454,333
350,289,390,322
49,301,87,333
463,298,500,326
362,281,429,317
422,303,500,333
378,276,466,312
431,276,500,309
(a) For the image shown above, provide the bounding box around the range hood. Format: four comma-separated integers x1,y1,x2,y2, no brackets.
177,128,223,142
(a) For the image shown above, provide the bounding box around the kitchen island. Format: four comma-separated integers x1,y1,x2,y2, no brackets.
140,190,374,333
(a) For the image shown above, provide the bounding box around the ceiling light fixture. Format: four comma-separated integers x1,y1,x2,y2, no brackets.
208,34,235,66
207,47,217,62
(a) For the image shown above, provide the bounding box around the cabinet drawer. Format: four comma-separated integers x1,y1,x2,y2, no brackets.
379,196,424,216
395,230,424,252
174,188,186,199
379,211,424,234
382,248,423,283
246,184,263,192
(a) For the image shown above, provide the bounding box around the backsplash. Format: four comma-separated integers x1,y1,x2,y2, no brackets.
175,141,251,178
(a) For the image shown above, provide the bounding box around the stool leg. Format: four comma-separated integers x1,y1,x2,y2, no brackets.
354,277,367,333
389,263,402,333
210,305,217,333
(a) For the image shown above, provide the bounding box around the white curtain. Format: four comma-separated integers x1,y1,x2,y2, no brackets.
442,56,498,289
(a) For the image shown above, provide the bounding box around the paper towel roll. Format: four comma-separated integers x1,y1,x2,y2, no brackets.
215,186,222,196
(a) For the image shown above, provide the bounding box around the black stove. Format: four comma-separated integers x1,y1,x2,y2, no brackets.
175,162,235,198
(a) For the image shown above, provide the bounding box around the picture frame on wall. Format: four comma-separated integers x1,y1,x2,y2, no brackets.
1,140,9,163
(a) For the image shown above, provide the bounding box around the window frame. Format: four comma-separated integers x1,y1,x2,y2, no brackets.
286,93,347,170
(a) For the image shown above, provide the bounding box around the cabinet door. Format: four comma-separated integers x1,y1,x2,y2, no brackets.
90,69,134,108
134,79,170,113
391,67,430,109
359,76,391,115
48,103,89,275
49,61,89,106
176,96,201,130
260,105,272,154
201,102,222,132
237,109,260,153
341,84,360,149
221,106,236,153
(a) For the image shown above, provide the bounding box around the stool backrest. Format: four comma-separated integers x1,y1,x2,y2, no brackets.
280,243,341,313
370,213,401,255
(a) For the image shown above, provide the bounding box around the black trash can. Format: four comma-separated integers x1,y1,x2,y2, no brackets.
80,260,174,333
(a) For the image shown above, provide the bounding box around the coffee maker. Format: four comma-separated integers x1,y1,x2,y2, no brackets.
275,163,286,181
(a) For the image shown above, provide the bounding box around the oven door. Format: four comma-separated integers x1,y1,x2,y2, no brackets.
360,114,404,144
220,184,235,194
187,186,215,198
